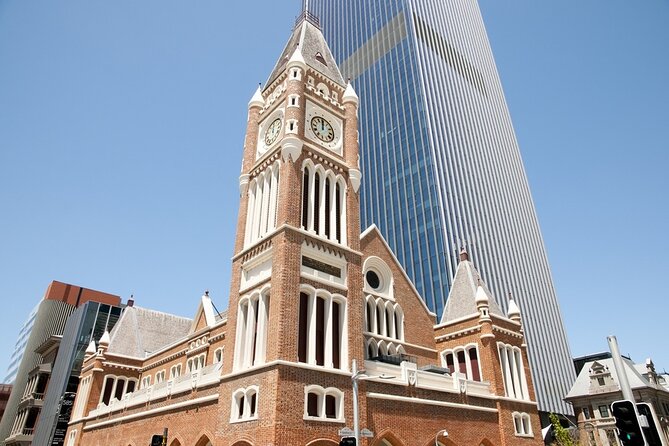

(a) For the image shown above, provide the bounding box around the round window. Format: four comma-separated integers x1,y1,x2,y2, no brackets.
365,270,381,290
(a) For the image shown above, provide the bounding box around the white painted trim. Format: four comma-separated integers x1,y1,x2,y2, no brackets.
366,392,498,413
434,325,482,342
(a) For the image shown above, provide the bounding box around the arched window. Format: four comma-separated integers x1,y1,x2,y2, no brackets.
231,386,259,422
301,161,347,245
99,375,138,405
214,347,224,364
498,342,530,400
169,364,182,380
441,344,482,382
304,385,344,422
297,286,347,370
234,286,271,371
513,412,533,437
244,161,280,247
187,353,206,373
364,295,404,342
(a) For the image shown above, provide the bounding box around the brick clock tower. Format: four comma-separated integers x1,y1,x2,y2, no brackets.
222,11,366,444
64,10,544,446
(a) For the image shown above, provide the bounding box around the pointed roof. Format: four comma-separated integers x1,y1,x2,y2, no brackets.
440,258,504,324
106,306,192,358
342,82,359,104
189,292,218,334
266,17,346,88
507,297,521,319
248,86,264,108
85,339,97,355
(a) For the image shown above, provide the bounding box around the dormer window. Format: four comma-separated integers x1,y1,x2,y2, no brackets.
315,52,327,65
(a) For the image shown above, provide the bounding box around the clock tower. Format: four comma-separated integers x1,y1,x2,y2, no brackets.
223,11,365,443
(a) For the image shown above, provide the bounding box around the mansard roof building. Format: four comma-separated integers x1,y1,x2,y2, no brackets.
65,13,543,446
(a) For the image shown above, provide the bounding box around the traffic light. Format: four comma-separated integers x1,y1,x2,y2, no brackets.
339,437,356,446
611,400,645,446
636,403,662,446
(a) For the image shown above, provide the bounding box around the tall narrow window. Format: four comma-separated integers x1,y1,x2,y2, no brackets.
307,393,318,417
324,179,331,238
316,296,325,366
325,394,336,418
298,292,309,363
302,170,309,229
114,378,125,400
238,395,245,418
249,392,257,416
313,173,321,233
101,377,114,405
335,183,342,242
457,350,467,374
445,353,454,373
252,298,260,364
366,301,374,332
469,348,480,381
332,301,341,369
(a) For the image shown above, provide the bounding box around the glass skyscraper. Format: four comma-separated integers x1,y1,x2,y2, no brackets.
310,0,575,416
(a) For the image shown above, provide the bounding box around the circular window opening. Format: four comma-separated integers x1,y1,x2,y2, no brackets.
366,271,381,290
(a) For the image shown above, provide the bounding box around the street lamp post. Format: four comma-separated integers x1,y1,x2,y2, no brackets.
351,359,395,445
435,428,448,446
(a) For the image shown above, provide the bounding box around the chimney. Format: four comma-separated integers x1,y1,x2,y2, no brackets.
127,294,134,307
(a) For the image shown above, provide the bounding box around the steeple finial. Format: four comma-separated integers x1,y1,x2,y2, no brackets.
459,246,469,262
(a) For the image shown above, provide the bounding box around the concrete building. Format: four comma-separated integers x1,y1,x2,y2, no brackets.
0,281,121,446
565,355,669,445
64,13,543,446
309,0,575,418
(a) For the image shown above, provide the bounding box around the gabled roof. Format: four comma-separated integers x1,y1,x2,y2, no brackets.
565,357,665,399
439,259,504,324
360,225,436,318
189,293,218,334
107,306,192,358
266,18,346,88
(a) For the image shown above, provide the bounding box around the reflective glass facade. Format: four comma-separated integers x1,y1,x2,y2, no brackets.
311,0,575,415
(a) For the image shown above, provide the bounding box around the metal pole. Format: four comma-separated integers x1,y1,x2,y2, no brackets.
607,336,634,402
352,359,360,445
163,427,168,446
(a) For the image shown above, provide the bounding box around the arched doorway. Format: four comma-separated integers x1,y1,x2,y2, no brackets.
195,436,213,446
371,431,405,446
306,440,339,446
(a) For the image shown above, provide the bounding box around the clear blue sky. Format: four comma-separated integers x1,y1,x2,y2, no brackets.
1,0,667,380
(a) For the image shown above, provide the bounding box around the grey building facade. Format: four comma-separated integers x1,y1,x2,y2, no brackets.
309,0,575,416
32,301,123,446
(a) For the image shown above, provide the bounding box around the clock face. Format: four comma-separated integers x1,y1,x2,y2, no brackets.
310,116,335,143
264,118,282,146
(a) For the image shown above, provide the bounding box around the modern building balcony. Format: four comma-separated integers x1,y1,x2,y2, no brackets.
4,427,35,445
17,393,44,410
27,362,51,377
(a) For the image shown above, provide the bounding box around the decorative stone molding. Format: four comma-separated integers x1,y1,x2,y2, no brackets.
281,136,303,162
349,168,361,193
239,174,250,197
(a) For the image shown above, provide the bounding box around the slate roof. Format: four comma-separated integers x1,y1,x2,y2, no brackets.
266,17,346,88
565,357,666,399
107,306,192,358
439,259,504,324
